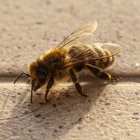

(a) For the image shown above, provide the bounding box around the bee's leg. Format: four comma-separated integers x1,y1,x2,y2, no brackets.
70,69,87,97
45,76,54,102
86,64,119,82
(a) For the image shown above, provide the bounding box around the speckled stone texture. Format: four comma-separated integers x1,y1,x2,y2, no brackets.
0,0,140,140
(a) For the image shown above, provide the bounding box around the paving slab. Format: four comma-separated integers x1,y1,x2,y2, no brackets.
0,0,139,76
0,77,140,140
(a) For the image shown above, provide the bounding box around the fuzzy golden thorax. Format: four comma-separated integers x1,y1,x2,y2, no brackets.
40,48,66,72
28,48,66,91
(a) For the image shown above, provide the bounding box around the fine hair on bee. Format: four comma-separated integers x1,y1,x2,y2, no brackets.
14,21,121,103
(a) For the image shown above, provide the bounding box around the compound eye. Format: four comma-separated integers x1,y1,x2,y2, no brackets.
39,73,46,82
38,69,47,83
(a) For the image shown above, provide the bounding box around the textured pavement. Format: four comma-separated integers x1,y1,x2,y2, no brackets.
0,0,140,140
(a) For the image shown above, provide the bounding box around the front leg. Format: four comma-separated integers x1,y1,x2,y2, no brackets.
70,69,87,97
45,76,54,102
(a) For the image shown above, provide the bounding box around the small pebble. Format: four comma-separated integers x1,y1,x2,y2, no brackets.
54,129,58,133
131,117,139,120
52,104,56,108
39,102,44,105
58,125,63,129
133,112,139,115
105,102,111,106
35,114,41,118
28,129,32,132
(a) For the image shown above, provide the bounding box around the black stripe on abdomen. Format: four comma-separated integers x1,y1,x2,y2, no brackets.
101,49,114,69
94,47,104,68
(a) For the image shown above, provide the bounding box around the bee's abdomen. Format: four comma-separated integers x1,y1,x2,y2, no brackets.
90,46,114,69
68,45,114,70
89,46,114,69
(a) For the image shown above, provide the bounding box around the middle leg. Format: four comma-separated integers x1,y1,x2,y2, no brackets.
70,69,87,97
45,76,54,102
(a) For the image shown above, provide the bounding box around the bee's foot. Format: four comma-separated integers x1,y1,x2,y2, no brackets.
45,98,49,103
110,77,119,85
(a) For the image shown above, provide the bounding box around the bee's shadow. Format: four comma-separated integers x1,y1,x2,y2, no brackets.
27,77,108,137
2,76,108,138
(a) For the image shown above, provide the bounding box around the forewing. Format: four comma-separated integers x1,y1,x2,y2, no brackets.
56,21,98,48
64,43,121,68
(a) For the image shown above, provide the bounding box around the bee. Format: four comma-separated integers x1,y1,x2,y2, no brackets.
14,21,121,103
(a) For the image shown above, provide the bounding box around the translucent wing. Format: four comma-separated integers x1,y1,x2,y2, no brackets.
56,21,98,48
64,43,121,68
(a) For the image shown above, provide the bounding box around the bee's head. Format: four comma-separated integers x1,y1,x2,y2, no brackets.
14,61,48,103
29,61,48,92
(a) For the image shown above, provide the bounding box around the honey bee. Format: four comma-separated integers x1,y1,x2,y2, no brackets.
14,21,121,103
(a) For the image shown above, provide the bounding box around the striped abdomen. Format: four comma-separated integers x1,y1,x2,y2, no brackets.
68,44,114,70
88,44,114,69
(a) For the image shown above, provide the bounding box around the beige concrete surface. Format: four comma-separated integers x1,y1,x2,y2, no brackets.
0,77,140,140
0,0,140,76
0,0,140,140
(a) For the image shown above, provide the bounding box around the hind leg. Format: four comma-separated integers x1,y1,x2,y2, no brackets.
86,64,119,82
